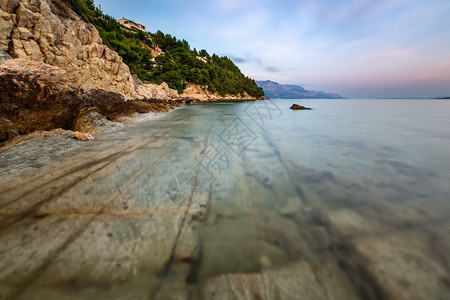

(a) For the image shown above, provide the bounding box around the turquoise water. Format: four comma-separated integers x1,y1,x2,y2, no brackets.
1,99,449,298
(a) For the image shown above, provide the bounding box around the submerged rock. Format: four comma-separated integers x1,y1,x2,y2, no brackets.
290,104,312,110
203,261,358,300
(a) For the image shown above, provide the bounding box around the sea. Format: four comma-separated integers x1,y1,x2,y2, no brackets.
0,99,449,298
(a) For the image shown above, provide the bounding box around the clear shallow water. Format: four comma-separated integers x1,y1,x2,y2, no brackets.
0,99,449,299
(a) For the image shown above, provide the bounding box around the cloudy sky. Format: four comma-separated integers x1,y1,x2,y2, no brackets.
95,0,450,98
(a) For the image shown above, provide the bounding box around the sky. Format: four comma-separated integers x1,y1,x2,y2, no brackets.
94,0,450,98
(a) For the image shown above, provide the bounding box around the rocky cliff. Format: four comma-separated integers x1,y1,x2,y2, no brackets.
0,0,263,102
137,82,178,101
0,58,181,142
0,0,262,143
0,0,137,98
181,82,259,101
0,58,82,140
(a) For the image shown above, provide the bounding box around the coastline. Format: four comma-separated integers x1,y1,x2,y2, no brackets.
0,95,264,180
1,0,449,297
0,58,265,147
0,93,263,149
0,0,265,146
199,97,267,103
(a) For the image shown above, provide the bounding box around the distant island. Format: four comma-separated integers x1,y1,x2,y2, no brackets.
435,97,450,99
256,80,344,99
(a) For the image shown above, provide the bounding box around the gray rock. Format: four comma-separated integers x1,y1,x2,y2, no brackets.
73,107,125,134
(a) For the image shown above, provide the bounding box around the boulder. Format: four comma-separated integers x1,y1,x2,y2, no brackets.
290,104,312,110
73,107,124,134
81,88,179,118
136,82,179,100
0,0,137,98
0,60,182,143
0,59,82,139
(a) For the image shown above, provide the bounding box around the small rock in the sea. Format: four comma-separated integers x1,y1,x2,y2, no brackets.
73,131,94,141
290,104,312,110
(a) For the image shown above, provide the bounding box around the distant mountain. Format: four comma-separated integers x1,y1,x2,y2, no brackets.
256,80,344,99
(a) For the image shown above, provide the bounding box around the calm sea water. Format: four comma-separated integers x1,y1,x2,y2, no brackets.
167,98,450,204
1,99,449,298
150,98,450,296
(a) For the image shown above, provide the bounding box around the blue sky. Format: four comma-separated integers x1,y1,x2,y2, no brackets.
95,0,450,98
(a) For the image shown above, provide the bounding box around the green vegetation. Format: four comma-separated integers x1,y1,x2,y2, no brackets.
65,0,264,97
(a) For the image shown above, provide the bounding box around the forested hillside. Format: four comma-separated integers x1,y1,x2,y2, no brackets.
66,0,264,97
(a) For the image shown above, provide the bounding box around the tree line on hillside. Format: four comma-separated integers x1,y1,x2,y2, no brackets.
65,0,264,97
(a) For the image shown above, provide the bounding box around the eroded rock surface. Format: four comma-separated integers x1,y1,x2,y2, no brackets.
137,82,179,101
0,117,17,141
0,0,136,98
0,58,82,137
181,82,261,101
0,59,181,142
73,107,125,134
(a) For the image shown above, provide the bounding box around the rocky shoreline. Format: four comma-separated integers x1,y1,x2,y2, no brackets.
0,58,185,145
0,60,263,148
0,0,263,147
0,58,264,147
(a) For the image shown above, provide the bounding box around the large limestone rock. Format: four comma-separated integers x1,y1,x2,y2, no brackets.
73,107,124,134
0,0,16,51
180,82,214,101
181,82,258,101
0,58,82,138
0,59,182,142
137,82,178,100
0,0,137,98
